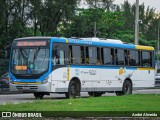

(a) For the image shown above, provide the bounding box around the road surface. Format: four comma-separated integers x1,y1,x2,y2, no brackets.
0,89,160,105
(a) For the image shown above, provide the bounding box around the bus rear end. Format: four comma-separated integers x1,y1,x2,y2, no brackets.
9,37,52,97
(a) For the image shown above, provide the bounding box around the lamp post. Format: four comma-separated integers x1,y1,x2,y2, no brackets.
135,0,139,45
94,0,97,37
157,21,160,70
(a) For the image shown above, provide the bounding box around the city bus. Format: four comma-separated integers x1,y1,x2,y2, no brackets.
9,37,155,98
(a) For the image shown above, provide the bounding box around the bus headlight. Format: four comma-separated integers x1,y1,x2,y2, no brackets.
42,76,49,84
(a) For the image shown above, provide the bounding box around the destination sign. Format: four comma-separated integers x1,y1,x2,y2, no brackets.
16,41,47,47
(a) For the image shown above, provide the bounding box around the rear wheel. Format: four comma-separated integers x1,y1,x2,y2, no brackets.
66,80,80,98
33,92,44,99
115,80,132,96
123,80,132,95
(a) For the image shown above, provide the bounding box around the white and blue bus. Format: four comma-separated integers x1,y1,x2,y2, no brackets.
9,37,155,98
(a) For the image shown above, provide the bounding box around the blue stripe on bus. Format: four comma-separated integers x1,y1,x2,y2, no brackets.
51,37,136,49
70,65,137,70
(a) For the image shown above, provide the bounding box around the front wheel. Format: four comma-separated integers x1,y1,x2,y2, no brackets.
33,92,45,99
66,80,80,98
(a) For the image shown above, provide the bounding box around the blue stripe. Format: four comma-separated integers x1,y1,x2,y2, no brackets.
51,38,136,49
70,65,137,70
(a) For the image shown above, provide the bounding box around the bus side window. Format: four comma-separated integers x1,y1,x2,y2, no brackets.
53,45,60,65
59,50,65,65
102,48,112,65
53,45,65,65
117,49,125,65
129,50,140,66
89,47,97,64
72,46,81,64
141,51,152,67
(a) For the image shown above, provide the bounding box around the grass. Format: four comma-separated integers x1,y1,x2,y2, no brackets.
0,94,160,111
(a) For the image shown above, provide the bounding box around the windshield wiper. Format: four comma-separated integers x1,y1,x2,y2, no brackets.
20,48,28,62
33,47,40,64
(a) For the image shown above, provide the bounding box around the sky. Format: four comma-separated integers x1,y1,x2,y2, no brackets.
114,0,160,12
80,0,160,12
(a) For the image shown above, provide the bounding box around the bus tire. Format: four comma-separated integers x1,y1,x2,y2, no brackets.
115,80,132,96
122,80,132,95
67,80,80,98
33,92,44,99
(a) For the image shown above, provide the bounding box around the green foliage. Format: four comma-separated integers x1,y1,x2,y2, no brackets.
98,12,125,38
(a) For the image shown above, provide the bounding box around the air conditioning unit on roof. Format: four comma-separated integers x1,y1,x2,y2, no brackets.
80,37,123,44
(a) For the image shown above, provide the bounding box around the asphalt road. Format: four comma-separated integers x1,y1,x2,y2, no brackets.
0,89,160,105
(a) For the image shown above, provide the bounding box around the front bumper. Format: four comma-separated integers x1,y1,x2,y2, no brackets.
9,82,51,93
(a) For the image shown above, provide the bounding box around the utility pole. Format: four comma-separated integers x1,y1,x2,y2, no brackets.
158,21,160,54
94,22,97,37
135,0,139,45
94,0,97,37
157,21,160,71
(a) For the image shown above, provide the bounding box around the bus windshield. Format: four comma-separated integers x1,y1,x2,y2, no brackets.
11,48,49,75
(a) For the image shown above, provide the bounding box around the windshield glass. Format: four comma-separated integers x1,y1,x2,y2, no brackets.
11,48,49,75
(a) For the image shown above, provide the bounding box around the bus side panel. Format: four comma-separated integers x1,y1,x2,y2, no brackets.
132,70,155,89
69,67,101,92
51,67,68,92
129,69,142,89
100,69,120,91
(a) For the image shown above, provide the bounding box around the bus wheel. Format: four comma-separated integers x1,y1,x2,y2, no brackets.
67,80,80,98
122,80,132,95
116,80,132,96
33,92,44,99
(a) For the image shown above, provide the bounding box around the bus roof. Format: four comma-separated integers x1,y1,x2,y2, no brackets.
14,37,154,51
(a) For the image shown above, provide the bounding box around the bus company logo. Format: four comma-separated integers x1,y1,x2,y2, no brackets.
89,70,96,75
2,112,11,117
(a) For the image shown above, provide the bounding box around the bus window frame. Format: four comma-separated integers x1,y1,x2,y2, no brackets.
127,49,141,67
52,43,69,66
68,44,86,65
141,50,154,68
